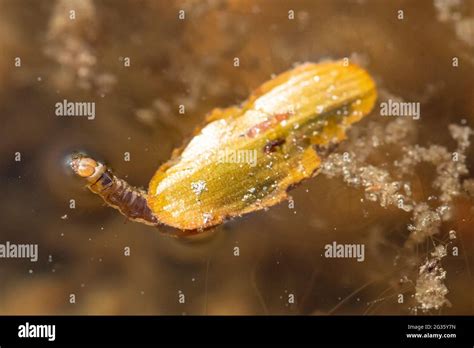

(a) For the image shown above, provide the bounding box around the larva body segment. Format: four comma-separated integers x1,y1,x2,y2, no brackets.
147,60,377,230
70,155,159,226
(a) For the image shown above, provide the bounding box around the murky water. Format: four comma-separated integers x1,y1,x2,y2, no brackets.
0,0,472,314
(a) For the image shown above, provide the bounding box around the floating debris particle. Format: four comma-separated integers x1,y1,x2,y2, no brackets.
449,230,457,240
462,179,474,197
191,180,207,196
202,213,213,224
407,203,442,245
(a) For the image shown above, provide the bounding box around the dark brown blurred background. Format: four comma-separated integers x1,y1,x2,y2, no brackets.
0,0,472,314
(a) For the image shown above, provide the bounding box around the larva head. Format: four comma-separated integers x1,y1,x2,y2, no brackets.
70,154,106,183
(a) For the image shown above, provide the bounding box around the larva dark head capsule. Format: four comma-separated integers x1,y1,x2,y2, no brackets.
70,154,106,183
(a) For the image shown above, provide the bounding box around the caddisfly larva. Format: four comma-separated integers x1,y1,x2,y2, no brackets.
70,154,159,226
70,60,377,234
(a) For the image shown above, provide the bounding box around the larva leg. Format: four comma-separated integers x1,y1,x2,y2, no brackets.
70,154,159,226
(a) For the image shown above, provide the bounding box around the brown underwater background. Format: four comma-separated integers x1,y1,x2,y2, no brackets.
0,0,473,314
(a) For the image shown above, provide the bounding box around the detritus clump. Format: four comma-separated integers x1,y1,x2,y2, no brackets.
414,245,451,312
320,115,472,312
